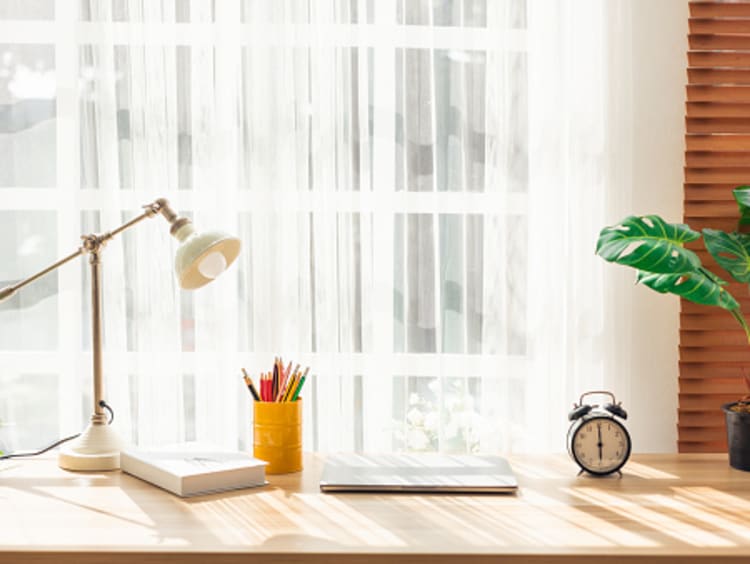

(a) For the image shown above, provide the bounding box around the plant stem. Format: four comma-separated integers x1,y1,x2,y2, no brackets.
731,308,750,345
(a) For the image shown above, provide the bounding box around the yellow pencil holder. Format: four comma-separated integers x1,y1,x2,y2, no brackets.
253,399,303,474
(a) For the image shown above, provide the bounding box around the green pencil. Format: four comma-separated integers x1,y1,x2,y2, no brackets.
291,373,308,401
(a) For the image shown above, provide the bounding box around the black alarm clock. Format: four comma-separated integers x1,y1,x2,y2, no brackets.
567,391,631,476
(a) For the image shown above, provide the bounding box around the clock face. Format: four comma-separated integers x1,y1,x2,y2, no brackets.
570,416,630,475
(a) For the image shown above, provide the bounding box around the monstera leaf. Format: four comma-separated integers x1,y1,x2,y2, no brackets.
596,215,701,274
703,228,750,284
636,269,739,311
734,186,750,226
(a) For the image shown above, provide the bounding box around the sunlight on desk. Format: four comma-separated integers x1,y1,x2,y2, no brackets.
521,488,658,548
622,462,680,480
391,495,504,546
504,457,571,480
646,492,750,542
1,454,750,563
296,493,406,546
674,486,750,512
566,487,735,547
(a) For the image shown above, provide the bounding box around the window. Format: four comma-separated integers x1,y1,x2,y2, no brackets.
0,0,644,455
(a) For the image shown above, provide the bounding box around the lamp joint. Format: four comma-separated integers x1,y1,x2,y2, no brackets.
150,198,179,224
146,198,194,238
142,200,163,217
80,234,107,255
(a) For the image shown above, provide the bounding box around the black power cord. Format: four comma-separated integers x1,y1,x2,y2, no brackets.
0,400,115,461
0,433,81,460
99,399,115,425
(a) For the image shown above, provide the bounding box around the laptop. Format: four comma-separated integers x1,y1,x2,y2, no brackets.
319,453,518,493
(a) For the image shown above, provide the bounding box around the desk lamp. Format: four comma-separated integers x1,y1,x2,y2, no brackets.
0,198,240,471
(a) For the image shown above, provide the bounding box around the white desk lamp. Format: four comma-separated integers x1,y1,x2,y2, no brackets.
0,198,240,471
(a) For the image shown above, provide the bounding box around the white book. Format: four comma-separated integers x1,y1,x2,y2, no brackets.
120,448,267,497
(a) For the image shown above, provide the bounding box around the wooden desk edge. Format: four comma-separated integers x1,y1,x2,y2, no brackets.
5,551,750,564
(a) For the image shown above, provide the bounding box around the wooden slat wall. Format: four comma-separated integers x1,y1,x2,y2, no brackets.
681,1,750,452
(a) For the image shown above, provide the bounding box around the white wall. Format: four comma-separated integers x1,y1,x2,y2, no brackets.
603,0,687,452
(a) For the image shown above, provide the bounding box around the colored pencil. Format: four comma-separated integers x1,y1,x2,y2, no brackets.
272,361,279,399
241,369,260,401
282,372,298,402
291,373,307,401
276,358,288,402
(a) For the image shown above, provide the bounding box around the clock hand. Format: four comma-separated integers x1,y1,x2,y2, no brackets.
597,422,603,461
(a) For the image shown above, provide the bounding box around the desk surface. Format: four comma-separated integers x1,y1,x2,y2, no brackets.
1,453,750,563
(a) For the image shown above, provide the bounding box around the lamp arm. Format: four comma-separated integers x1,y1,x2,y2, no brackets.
99,198,185,241
0,199,183,304
0,248,83,302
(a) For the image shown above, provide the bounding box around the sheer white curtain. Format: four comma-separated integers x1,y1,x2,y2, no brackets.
0,0,641,455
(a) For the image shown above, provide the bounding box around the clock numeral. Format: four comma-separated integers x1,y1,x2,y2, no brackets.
579,433,586,439
619,441,625,448
614,431,621,438
615,451,621,457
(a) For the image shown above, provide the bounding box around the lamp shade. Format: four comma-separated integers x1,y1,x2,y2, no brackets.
174,228,241,289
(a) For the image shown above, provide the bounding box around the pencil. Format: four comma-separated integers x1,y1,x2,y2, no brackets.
282,371,299,402
276,359,288,402
242,368,260,401
242,373,260,402
284,367,305,401
291,373,308,401
278,373,292,402
241,368,260,401
273,361,281,400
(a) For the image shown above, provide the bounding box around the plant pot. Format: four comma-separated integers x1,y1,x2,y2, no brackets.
723,402,750,471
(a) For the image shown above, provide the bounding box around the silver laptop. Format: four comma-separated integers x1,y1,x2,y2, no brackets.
319,453,518,493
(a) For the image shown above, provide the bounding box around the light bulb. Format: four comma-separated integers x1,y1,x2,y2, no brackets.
198,251,227,279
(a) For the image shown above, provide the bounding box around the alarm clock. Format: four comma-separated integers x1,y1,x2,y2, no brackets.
567,390,631,476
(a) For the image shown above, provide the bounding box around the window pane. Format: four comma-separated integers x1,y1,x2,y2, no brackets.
397,48,527,194
0,372,59,451
394,213,527,355
440,214,464,353
0,210,58,350
392,375,438,452
0,0,54,20
399,0,525,28
392,375,481,452
434,49,486,193
433,0,487,27
0,44,56,188
406,213,436,352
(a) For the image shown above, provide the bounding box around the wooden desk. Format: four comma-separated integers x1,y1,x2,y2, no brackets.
1,454,749,563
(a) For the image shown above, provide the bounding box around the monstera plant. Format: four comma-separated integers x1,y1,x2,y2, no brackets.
596,185,750,470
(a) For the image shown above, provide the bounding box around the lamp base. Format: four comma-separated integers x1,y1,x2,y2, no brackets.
58,422,123,471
